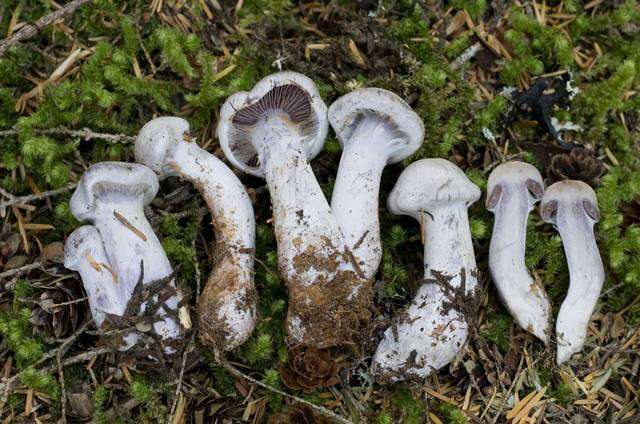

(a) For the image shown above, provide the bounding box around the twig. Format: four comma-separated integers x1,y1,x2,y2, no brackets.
0,126,135,144
0,261,42,280
0,183,76,209
217,357,353,424
451,42,482,70
0,0,94,57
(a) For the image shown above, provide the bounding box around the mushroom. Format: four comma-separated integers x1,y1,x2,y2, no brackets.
328,88,424,279
540,180,604,364
218,72,371,351
64,225,124,328
372,159,480,382
64,225,139,349
135,116,257,351
486,161,551,343
70,162,188,347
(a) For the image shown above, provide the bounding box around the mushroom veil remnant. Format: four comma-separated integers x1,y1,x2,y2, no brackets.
136,117,257,352
328,88,424,279
372,159,480,382
487,161,550,343
69,162,188,349
540,180,604,364
218,72,372,353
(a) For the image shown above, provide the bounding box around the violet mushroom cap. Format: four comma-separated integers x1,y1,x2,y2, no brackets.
64,225,124,329
217,73,371,350
328,88,424,279
136,116,258,351
70,162,188,347
486,161,551,343
372,159,480,382
217,71,328,178
540,180,604,364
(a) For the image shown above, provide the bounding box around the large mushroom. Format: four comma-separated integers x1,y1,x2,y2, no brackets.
328,88,424,279
372,159,480,382
218,72,372,353
135,116,257,352
69,162,188,348
486,161,551,343
540,180,604,364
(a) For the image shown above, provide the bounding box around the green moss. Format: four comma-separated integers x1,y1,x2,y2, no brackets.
437,402,469,424
0,308,44,367
390,388,425,424
481,311,512,352
20,367,59,399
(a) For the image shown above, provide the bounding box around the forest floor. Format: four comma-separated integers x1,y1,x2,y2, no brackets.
1,0,640,423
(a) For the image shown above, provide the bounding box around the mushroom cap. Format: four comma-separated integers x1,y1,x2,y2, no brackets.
540,180,600,224
135,117,191,176
328,88,424,164
70,161,159,222
486,161,544,211
387,158,480,219
64,225,104,270
217,71,329,178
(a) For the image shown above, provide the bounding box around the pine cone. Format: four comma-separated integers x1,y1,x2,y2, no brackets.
30,280,86,339
279,345,346,393
546,148,606,185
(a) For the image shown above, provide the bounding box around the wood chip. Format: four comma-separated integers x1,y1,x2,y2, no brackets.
347,39,367,69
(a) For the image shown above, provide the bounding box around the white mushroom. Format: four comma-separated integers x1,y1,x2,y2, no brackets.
64,225,124,328
540,180,604,364
70,162,188,347
487,161,550,343
372,159,480,382
218,72,371,351
135,117,257,351
328,88,424,279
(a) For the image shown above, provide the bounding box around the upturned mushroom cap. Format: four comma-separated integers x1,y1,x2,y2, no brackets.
328,88,424,164
387,158,480,219
135,117,191,176
540,180,600,224
486,161,544,211
70,162,160,222
64,225,106,271
217,71,329,177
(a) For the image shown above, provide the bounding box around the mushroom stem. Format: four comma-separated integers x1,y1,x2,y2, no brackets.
135,117,257,351
254,117,347,280
331,124,393,279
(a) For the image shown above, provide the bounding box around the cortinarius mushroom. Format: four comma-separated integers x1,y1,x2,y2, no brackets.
69,162,188,348
218,72,371,352
540,180,604,364
64,226,124,328
328,88,424,279
487,161,550,343
135,117,257,352
372,159,480,382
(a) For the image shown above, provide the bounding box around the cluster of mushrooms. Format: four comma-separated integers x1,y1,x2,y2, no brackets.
64,71,604,383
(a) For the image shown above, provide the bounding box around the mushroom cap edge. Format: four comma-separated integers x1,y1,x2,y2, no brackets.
328,87,425,164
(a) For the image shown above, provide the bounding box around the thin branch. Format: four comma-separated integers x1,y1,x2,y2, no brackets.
0,183,77,209
0,0,94,57
0,261,42,280
0,127,135,144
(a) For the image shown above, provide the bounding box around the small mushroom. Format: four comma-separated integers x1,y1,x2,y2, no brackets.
372,159,480,382
328,88,424,279
64,225,124,329
540,180,604,364
135,116,257,351
486,161,551,343
218,72,371,351
70,162,188,347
